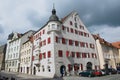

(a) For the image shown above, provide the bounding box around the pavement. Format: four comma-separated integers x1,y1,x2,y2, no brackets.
0,71,120,80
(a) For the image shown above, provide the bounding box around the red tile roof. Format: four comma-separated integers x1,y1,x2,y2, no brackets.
112,41,120,49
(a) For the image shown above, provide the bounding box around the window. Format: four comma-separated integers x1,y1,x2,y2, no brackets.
75,41,79,46
75,23,77,28
43,52,46,58
43,29,45,34
48,37,51,44
55,36,58,43
48,66,51,72
66,51,69,57
67,27,69,32
62,25,64,30
40,42,42,47
48,51,51,58
68,64,72,72
75,30,78,34
86,43,88,48
70,28,74,33
76,52,80,58
70,21,73,25
71,52,75,58
39,53,42,60
69,39,73,45
62,38,66,44
52,24,55,29
43,40,46,45
58,50,63,57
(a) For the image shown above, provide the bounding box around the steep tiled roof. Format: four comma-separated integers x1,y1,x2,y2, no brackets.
112,41,120,49
92,34,112,47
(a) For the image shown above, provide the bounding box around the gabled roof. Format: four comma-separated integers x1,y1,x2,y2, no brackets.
61,11,76,23
112,41,120,49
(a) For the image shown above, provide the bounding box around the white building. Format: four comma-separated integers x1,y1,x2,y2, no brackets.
20,39,33,74
32,7,100,78
5,30,34,72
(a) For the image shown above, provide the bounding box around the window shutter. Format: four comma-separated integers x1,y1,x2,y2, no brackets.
48,51,51,58
58,50,63,57
39,53,42,60
66,51,69,57
62,38,65,44
48,37,51,44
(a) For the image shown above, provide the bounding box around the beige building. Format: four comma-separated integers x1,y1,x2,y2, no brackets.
112,41,120,67
20,39,33,74
93,34,119,69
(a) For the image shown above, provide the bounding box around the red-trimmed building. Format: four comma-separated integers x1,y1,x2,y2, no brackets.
32,8,100,78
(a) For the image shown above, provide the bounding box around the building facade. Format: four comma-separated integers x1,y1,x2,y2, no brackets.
32,8,100,78
0,44,6,70
93,34,120,69
20,39,33,74
5,30,34,72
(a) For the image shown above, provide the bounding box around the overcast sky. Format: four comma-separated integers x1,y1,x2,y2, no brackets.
0,0,120,45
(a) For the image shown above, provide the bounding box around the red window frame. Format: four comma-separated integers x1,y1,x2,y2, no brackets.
75,41,79,46
66,51,69,57
69,39,73,45
48,51,51,58
48,37,51,44
76,52,80,58
62,38,66,44
55,36,58,43
71,52,75,58
70,28,74,33
39,53,42,60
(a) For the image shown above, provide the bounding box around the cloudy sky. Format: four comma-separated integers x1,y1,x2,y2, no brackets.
0,0,120,45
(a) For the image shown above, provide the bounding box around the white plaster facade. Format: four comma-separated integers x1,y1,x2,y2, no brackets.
32,9,100,78
5,30,34,72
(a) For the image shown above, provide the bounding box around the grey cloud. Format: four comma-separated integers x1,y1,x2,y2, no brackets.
26,10,48,28
0,24,4,33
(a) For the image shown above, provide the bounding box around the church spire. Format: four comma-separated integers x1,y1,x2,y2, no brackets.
49,4,59,21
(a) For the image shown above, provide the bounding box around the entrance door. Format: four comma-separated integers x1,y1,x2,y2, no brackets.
86,62,92,70
27,67,29,74
60,65,66,76
33,67,36,75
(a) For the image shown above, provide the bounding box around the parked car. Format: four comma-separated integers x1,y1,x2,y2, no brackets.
117,67,120,74
108,68,117,74
100,69,107,75
79,70,95,77
93,70,102,76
